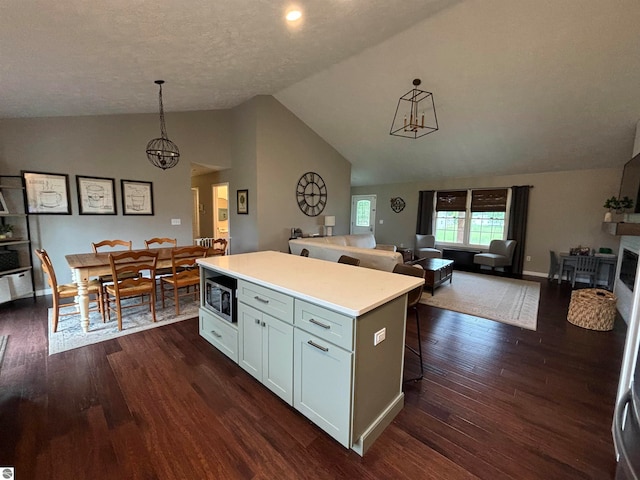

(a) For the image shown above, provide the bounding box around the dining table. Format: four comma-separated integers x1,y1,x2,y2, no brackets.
557,252,618,289
66,246,221,333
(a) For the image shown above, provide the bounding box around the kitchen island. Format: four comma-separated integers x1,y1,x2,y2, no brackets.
196,251,422,455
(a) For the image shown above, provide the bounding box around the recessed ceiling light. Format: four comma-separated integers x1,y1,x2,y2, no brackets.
286,10,302,21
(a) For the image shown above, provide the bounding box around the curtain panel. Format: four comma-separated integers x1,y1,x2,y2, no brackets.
507,185,531,277
416,190,435,235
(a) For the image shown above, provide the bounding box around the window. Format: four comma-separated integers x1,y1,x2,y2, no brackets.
434,188,510,247
355,199,371,227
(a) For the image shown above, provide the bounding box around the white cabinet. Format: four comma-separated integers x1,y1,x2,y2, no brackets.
293,328,353,447
199,308,238,363
237,281,294,405
238,303,293,404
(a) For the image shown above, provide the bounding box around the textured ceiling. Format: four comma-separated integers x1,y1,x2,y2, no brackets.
2,1,640,186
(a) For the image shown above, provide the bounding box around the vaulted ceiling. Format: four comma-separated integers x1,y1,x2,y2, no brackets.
3,0,640,186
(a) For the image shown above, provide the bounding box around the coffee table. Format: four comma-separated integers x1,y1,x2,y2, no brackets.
407,257,454,295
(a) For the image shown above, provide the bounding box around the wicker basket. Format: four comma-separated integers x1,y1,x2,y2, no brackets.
567,288,617,331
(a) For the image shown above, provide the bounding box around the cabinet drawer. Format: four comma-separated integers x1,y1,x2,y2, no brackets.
295,299,354,351
199,308,238,363
237,280,294,322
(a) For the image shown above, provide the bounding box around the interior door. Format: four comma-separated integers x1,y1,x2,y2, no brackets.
350,195,376,235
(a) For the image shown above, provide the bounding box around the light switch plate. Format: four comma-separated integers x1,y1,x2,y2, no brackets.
374,328,386,346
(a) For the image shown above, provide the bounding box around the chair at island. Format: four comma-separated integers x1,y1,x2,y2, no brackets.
35,248,105,332
337,255,360,266
392,263,427,382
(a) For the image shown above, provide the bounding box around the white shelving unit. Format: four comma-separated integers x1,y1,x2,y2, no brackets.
0,175,36,303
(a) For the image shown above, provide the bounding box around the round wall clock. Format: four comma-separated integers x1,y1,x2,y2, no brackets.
296,172,327,217
390,197,406,213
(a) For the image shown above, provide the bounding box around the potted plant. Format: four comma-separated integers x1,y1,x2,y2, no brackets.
604,196,634,221
0,224,13,239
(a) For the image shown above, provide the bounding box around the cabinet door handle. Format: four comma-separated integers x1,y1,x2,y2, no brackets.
261,321,266,327
254,296,269,304
307,340,329,352
255,318,261,324
210,330,222,338
309,318,330,329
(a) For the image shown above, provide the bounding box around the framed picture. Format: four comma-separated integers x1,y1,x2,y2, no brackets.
218,208,228,221
22,171,71,214
121,179,154,215
237,189,248,215
76,175,116,215
0,192,8,214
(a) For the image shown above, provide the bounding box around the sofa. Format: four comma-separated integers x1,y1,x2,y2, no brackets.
288,234,403,272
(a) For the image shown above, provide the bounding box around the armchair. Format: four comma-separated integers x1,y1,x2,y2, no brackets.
473,240,517,271
414,234,442,259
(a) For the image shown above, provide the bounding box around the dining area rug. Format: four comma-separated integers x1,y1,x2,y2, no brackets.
48,297,199,355
419,271,540,330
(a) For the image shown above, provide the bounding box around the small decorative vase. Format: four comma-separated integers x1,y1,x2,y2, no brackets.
604,211,613,222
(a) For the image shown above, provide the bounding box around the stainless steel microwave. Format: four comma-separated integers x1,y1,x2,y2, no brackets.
203,275,237,323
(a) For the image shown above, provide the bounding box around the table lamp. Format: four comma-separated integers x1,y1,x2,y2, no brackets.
324,215,335,236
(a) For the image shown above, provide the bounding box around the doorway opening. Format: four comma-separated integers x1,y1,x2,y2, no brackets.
212,183,230,252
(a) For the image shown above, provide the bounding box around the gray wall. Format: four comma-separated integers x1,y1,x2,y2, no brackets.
195,96,352,254
351,168,623,276
0,110,230,287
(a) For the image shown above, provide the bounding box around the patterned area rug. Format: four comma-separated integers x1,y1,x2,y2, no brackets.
419,271,540,330
0,335,7,372
48,297,199,355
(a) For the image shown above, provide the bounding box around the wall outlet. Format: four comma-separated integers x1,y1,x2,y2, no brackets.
379,219,384,224
374,328,386,346
526,255,531,261
171,218,181,225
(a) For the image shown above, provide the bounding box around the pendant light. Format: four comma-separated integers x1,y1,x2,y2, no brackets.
146,80,180,170
390,78,439,139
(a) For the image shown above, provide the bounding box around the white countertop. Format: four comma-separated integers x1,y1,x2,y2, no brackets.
197,251,422,317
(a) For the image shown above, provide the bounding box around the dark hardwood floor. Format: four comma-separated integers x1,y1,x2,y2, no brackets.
0,277,626,479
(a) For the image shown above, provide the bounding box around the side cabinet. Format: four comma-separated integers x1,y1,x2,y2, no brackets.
199,307,238,363
237,281,294,405
293,328,353,447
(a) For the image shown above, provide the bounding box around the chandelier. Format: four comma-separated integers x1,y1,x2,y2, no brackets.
389,78,439,139
146,80,180,170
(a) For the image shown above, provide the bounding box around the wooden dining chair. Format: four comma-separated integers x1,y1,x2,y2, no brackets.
392,263,427,382
206,238,228,257
144,237,177,278
35,248,104,332
160,245,208,314
91,239,136,305
337,255,360,266
105,250,158,330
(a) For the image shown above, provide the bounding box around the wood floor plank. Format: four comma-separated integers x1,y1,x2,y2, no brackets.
0,277,625,479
